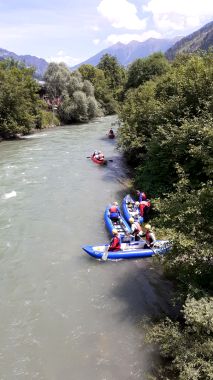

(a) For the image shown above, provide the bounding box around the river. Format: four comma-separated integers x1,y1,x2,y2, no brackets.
0,116,172,380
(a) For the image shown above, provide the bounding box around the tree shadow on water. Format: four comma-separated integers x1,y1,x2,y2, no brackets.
110,260,176,324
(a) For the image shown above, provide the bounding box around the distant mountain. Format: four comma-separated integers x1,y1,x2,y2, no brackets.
166,20,213,60
0,48,48,78
72,37,181,69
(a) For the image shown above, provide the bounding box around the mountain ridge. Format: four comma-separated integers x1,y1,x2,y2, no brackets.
72,37,181,69
1,19,212,78
166,20,213,59
0,48,49,78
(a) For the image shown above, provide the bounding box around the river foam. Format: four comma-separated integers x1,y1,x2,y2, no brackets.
2,191,17,199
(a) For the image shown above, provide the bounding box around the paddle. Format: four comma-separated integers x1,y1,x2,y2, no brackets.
150,245,157,255
102,245,109,261
86,157,113,162
149,241,170,256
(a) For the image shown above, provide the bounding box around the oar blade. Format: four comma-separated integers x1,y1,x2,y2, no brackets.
102,245,109,261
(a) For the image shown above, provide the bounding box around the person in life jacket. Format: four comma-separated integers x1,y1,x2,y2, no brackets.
92,150,98,157
136,190,147,202
96,151,105,161
108,229,121,251
108,128,115,138
129,217,143,241
139,200,151,222
143,224,156,248
132,201,140,217
109,201,121,222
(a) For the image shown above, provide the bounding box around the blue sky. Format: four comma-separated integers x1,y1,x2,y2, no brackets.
0,0,212,65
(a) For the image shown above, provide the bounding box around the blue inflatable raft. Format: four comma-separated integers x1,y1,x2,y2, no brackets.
104,205,131,236
82,240,171,260
122,194,144,224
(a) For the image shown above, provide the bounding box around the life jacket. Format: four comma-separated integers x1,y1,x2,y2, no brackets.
139,200,150,217
109,235,121,251
132,221,142,235
110,206,118,213
145,230,156,246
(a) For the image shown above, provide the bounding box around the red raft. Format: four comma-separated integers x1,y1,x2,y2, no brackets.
91,156,107,165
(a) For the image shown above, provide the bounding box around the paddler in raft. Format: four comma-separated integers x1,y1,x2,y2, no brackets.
142,224,156,248
97,151,105,161
136,190,147,202
129,217,143,241
108,128,115,138
109,201,121,222
92,150,105,161
108,229,121,251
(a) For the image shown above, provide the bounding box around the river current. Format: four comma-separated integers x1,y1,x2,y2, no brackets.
0,116,172,380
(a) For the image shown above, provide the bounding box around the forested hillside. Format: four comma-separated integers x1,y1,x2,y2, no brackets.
118,51,213,379
166,20,213,59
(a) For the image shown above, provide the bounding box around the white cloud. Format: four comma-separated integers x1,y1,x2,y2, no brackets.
97,0,146,30
93,39,100,45
57,50,65,56
46,51,83,66
143,0,213,31
106,30,162,45
91,25,100,31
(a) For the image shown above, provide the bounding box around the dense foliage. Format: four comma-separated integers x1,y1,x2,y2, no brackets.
78,63,117,114
118,52,213,165
126,52,170,90
0,60,43,138
78,54,126,115
118,51,213,379
97,53,126,100
44,62,101,123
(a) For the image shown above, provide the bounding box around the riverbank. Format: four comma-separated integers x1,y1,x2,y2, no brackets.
0,122,60,141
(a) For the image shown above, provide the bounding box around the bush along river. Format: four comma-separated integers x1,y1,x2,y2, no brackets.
0,115,173,380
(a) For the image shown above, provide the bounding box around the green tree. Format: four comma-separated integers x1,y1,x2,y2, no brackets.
97,54,126,98
146,296,213,380
78,63,118,114
0,60,42,138
118,80,162,164
126,52,170,89
44,62,71,98
135,117,213,195
87,96,99,118
118,51,213,165
44,63,101,123
118,51,213,380
145,181,213,379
